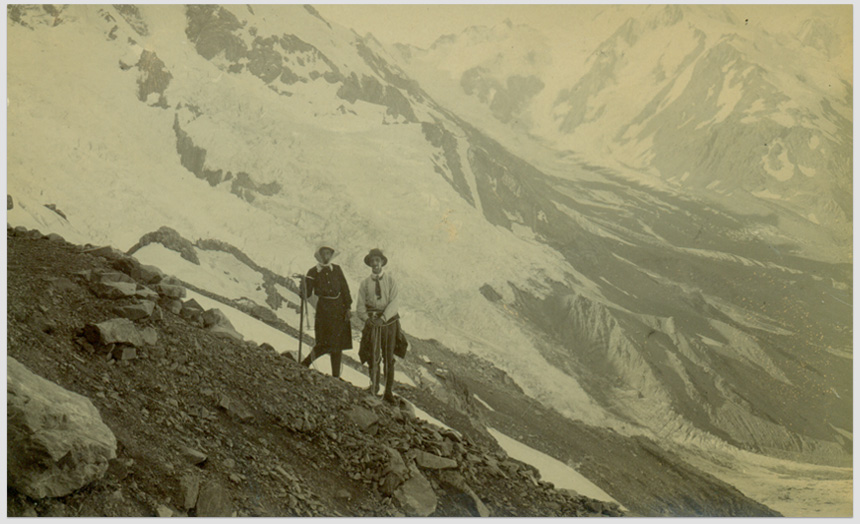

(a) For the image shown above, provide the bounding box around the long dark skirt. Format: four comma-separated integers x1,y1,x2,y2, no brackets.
313,297,353,354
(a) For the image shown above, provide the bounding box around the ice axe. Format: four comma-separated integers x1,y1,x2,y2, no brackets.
292,273,309,362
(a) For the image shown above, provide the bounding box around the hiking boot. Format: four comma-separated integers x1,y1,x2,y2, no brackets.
383,393,397,405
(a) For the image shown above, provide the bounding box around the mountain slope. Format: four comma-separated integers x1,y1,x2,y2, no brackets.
7,227,633,517
6,4,852,516
390,5,852,258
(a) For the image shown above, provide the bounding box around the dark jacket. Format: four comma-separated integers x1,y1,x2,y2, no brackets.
305,264,353,353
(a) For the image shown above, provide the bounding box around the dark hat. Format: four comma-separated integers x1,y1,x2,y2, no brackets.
364,248,388,267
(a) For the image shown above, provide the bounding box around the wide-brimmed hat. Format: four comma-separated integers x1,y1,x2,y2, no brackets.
314,243,337,263
364,248,388,267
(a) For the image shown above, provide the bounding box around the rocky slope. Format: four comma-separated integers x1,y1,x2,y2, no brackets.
7,226,790,517
6,226,630,518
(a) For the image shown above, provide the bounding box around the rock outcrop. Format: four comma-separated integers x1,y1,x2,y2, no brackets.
7,357,117,499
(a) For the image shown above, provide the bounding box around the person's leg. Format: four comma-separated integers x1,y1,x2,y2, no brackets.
330,349,342,377
301,346,323,367
382,326,396,402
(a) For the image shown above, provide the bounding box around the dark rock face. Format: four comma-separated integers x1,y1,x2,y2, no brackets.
479,284,503,302
185,5,246,62
7,357,117,499
171,111,280,199
337,73,418,123
113,5,148,36
136,50,172,107
421,121,475,206
127,225,199,264
247,36,285,83
230,172,281,202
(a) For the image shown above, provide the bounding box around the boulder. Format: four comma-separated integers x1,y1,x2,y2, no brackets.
196,480,232,517
484,456,507,477
46,233,65,243
84,318,145,347
345,406,379,433
181,446,207,466
110,257,140,279
209,324,244,342
435,438,455,458
113,301,155,321
99,271,136,284
398,398,417,419
140,327,158,346
155,283,186,299
111,346,137,361
381,446,409,496
180,299,204,322
137,264,165,285
135,286,160,301
217,394,254,422
393,463,437,517
106,457,134,481
202,308,234,329
178,474,200,509
437,470,490,517
161,298,183,315
409,449,458,470
7,357,117,499
91,281,137,299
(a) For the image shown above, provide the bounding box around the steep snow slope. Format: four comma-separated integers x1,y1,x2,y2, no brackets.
6,4,615,429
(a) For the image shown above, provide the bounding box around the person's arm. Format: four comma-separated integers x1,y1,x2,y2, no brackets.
338,266,352,309
356,279,368,322
382,275,399,321
303,268,316,299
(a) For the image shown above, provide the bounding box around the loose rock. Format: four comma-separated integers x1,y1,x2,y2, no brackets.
393,464,437,517
7,357,117,499
113,301,155,321
84,318,145,347
196,480,232,517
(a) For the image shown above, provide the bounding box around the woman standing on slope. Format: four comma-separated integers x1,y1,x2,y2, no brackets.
300,243,353,377
356,248,401,404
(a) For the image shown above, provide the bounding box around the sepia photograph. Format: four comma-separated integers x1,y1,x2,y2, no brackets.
5,2,852,518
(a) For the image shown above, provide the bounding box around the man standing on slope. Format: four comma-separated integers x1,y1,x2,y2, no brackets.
356,248,401,404
300,243,353,377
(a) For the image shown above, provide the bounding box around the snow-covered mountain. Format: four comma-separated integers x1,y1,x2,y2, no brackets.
389,5,852,259
6,4,852,516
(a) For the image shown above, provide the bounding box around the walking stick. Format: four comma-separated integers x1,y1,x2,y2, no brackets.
297,274,306,363
370,320,382,396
